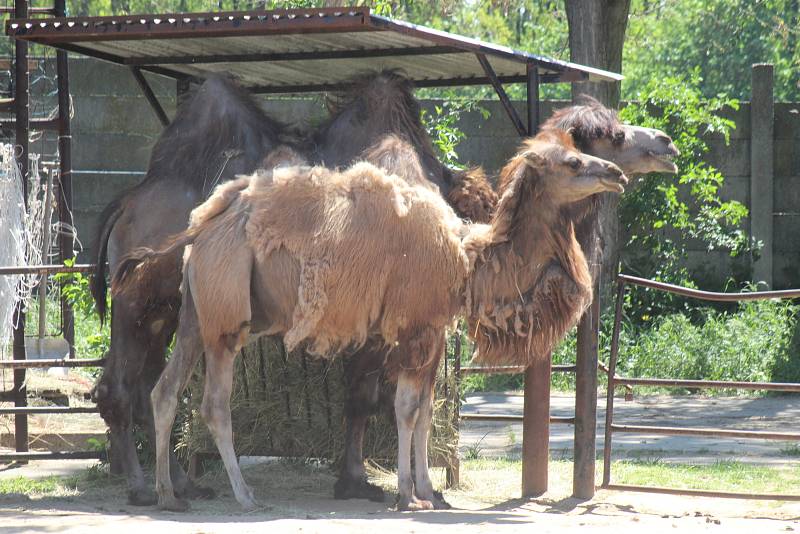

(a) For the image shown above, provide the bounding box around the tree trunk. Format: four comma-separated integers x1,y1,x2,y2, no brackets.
565,0,630,288
565,0,631,501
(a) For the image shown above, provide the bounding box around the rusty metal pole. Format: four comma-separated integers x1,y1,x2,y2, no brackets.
522,355,551,496
521,63,550,497
12,0,30,458
602,279,625,486
54,0,75,358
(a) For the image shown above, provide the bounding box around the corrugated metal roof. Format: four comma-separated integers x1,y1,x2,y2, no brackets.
5,7,623,92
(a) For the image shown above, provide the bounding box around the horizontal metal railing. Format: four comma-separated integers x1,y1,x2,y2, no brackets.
602,274,800,501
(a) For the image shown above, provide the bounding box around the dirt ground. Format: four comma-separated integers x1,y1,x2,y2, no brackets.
1,458,799,534
3,374,800,532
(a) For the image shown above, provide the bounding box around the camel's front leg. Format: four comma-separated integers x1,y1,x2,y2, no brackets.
201,346,259,511
334,345,386,502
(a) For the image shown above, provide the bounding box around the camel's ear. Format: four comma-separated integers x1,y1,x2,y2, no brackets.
522,151,546,170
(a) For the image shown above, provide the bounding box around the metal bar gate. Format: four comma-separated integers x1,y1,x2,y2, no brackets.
602,274,800,501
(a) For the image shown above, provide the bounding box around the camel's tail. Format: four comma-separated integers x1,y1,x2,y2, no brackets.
90,197,124,325
111,175,250,297
110,230,199,297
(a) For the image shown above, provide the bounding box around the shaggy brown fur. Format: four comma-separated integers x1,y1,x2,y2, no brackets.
464,131,596,365
314,69,497,224
542,96,626,152
113,134,625,513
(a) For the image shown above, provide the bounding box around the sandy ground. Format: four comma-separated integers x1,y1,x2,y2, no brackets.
0,459,798,534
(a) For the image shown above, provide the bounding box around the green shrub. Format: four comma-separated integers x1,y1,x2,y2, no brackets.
615,299,799,393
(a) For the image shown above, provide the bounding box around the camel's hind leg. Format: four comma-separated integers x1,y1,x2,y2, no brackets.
200,342,259,511
412,333,450,509
151,293,204,512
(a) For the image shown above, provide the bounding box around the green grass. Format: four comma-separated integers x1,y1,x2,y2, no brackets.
3,457,799,506
451,457,800,504
612,459,800,494
0,475,82,498
0,465,122,499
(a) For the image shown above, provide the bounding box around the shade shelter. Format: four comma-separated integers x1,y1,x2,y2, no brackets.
4,4,621,500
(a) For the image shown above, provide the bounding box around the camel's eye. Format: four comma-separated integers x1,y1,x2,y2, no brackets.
567,157,582,170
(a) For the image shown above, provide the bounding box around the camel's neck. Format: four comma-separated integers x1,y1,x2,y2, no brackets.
463,191,593,366
467,195,576,298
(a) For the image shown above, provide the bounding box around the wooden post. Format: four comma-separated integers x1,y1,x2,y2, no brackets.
521,62,549,498
522,353,551,497
750,64,774,287
573,273,600,498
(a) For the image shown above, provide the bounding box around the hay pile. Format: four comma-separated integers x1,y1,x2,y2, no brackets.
177,336,459,471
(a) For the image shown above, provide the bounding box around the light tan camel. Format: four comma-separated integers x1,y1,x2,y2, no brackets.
113,130,627,512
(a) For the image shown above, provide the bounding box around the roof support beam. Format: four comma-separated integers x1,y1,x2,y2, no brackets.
526,62,539,136
475,53,527,137
125,45,464,66
129,67,170,127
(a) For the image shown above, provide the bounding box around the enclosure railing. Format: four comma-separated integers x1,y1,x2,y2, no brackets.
0,263,106,463
602,273,800,501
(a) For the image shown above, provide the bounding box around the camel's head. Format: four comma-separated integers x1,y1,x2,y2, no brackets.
504,130,628,206
589,124,680,176
542,97,680,177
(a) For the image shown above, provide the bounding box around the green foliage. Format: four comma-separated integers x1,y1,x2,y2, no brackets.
615,299,799,390
618,73,752,320
53,259,110,361
625,0,800,101
460,297,799,395
421,96,489,168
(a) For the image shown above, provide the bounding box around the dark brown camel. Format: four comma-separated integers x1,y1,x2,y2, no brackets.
90,74,296,505
112,131,628,512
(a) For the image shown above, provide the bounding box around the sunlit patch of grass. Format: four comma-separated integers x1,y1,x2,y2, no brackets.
611,459,800,495
0,475,80,498
0,464,123,500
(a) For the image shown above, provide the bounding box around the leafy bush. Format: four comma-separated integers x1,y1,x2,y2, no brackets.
421,95,489,168
459,297,799,395
618,72,754,322
615,299,799,392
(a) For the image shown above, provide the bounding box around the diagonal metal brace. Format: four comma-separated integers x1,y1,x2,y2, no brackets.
130,66,170,127
476,53,527,137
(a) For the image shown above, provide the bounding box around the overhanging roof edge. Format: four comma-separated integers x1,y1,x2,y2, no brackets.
4,7,623,87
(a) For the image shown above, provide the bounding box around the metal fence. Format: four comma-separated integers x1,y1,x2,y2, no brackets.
0,263,106,463
602,274,800,501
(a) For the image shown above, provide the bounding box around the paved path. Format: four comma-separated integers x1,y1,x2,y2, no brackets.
460,392,800,464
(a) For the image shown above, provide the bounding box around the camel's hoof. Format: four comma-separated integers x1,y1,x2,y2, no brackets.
176,482,216,500
396,495,434,511
430,491,451,510
159,496,190,512
334,476,386,502
127,488,158,507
